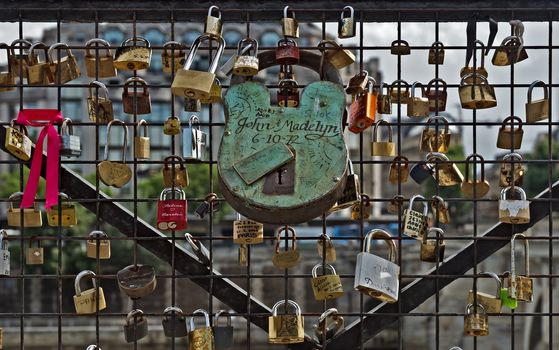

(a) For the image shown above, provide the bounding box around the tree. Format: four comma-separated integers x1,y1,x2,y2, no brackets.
524,136,559,197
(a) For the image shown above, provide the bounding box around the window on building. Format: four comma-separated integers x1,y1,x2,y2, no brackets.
260,31,281,48
144,28,166,73
183,30,202,45
103,27,125,45
223,30,242,47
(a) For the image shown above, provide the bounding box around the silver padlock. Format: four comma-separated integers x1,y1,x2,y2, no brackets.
162,306,188,338
123,309,149,343
213,310,234,348
402,195,429,239
0,230,10,276
354,229,400,303
313,308,344,343
59,118,81,158
499,186,530,224
183,115,207,161
185,233,211,265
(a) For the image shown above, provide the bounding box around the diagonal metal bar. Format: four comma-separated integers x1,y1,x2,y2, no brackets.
322,181,559,350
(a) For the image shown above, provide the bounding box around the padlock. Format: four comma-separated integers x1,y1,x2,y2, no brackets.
463,304,489,336
86,345,100,350
200,78,222,104
163,115,181,135
338,6,356,39
48,43,81,84
157,188,188,231
233,37,259,76
272,226,301,269
428,41,445,64
526,80,549,123
461,153,490,198
467,272,502,314
122,76,151,115
500,152,525,187
172,34,225,100
134,119,150,159
318,39,356,70
348,76,376,133
26,237,44,265
407,81,430,117
420,116,451,153
329,160,360,212
311,263,344,300
73,270,106,314
9,39,32,78
313,308,344,343
499,187,530,224
508,233,534,302
5,120,32,161
354,229,400,303
459,73,497,110
430,195,450,224
496,116,523,150
87,81,114,123
59,118,81,158
0,230,10,276
500,271,519,309
189,309,215,350
123,309,149,343
460,40,489,82
238,244,248,266
277,79,299,107
492,35,527,66
163,155,189,188
183,115,208,161
26,42,53,85
84,38,117,78
220,40,255,77
195,193,221,219
390,40,411,55
410,161,434,184
427,152,464,186
402,195,428,239
346,70,369,95
0,43,15,92
317,233,336,263
420,227,445,263
268,300,305,344
389,79,410,104
388,156,409,184
281,6,299,38
233,213,264,244
387,195,405,215
97,120,132,188
46,193,77,227
162,306,188,338
204,5,223,37
371,119,396,157
86,230,111,259
376,82,392,114
213,310,234,349
7,192,42,228
276,38,300,66
114,37,152,71
425,78,448,112
184,97,202,112
162,41,186,73
117,264,157,299
351,193,372,221
185,233,211,265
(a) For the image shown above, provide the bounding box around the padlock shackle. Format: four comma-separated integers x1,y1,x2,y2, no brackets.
424,116,450,135
88,230,108,239
126,309,145,325
363,229,397,263
378,82,389,98
0,229,8,250
341,5,354,19
478,271,502,297
86,345,100,350
311,263,336,278
409,194,428,217
501,116,523,131
431,195,446,209
465,39,486,68
464,153,486,182
430,41,444,49
500,186,527,201
215,309,232,327
163,155,186,169
9,191,39,210
9,119,29,135
61,117,74,136
104,119,128,163
410,81,425,98
372,119,393,142
237,37,258,56
318,307,339,324
160,187,186,201
390,156,409,169
511,233,530,279
189,115,201,130
275,226,297,253
465,302,486,316
85,38,111,57
74,270,98,296
459,72,489,87
123,76,149,95
88,80,109,99
28,236,41,248
162,40,186,55
283,5,295,19
163,306,185,319
136,119,149,137
527,80,548,102
271,299,301,316
190,308,211,329
47,42,73,63
204,192,218,203
389,79,409,94
185,233,210,264
9,38,32,55
422,227,444,245
319,233,333,247
426,151,449,163
503,152,523,162
122,36,150,48
181,33,225,74
28,41,49,62
208,5,221,18
391,39,410,47
426,78,447,93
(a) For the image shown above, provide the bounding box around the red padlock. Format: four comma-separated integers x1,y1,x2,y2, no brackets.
276,38,300,65
348,77,377,133
157,188,187,231
425,78,448,112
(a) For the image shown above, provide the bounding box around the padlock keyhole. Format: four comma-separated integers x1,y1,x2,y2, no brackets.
277,168,284,184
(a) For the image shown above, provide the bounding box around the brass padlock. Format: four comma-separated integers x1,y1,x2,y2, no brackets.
388,156,409,184
525,80,549,123
113,36,152,71
117,264,157,299
371,119,396,157
5,120,32,161
204,5,223,37
134,119,150,159
233,37,259,76
73,270,106,314
122,77,151,115
492,35,527,66
161,41,186,73
272,226,300,269
47,192,77,227
97,120,132,188
427,152,464,186
171,34,225,100
9,39,32,78
281,6,299,38
461,153,490,198
459,73,497,110
7,192,42,228
351,193,372,221
318,39,355,70
199,78,222,104
407,81,429,117
268,300,305,344
499,187,530,224
390,39,411,55
26,237,44,265
348,76,376,133
425,78,447,112
389,79,410,104
48,43,81,84
496,116,523,150
338,6,356,39
387,195,405,215
163,115,181,135
467,272,503,314
162,155,188,188
87,81,114,123
428,41,445,64
220,40,255,76
500,152,525,187
402,194,428,239
311,263,344,300
464,303,489,336
420,116,451,153
345,70,369,96
317,233,336,263
26,42,53,85
233,213,264,244
420,227,445,262
0,43,14,92
508,233,533,302
430,195,450,224
460,40,489,82
328,159,360,212
84,38,117,78
376,82,392,114
188,309,215,350
86,230,111,259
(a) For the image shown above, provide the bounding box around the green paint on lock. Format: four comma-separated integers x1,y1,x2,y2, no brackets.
500,288,518,309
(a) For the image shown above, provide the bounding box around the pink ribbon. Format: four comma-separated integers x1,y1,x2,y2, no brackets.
16,109,63,210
